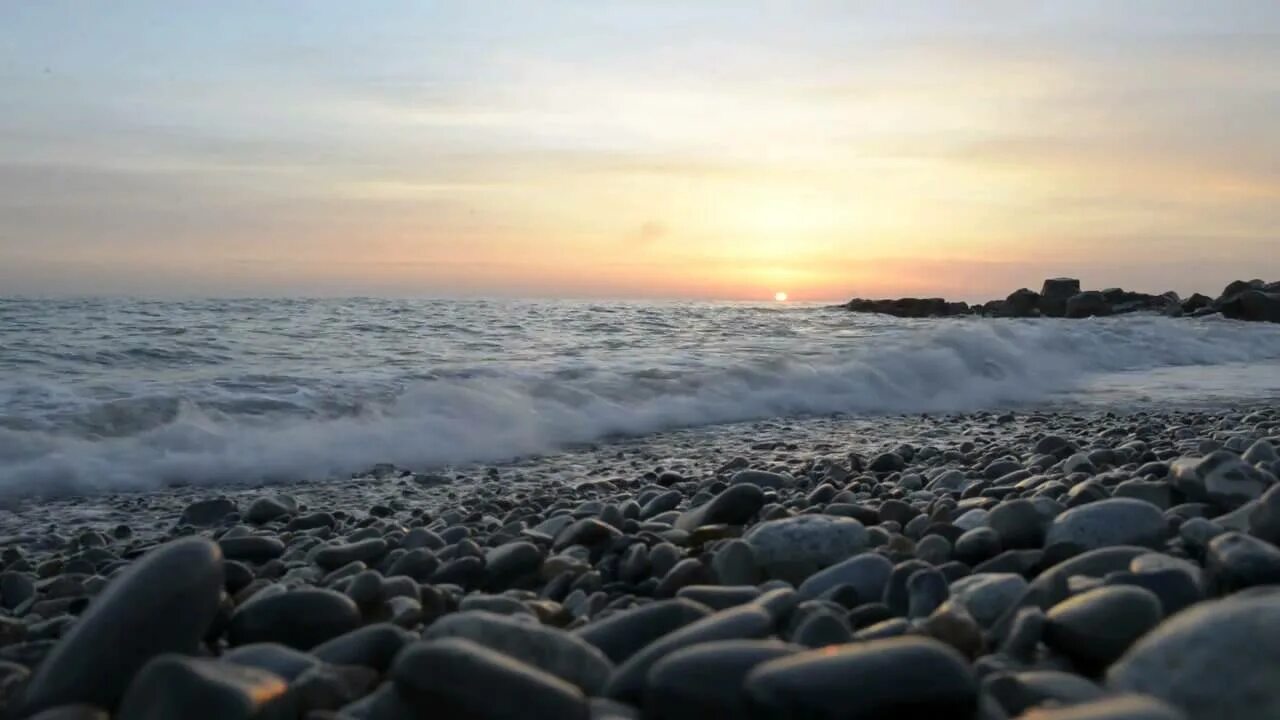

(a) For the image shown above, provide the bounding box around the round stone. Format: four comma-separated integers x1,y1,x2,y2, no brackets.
645,640,799,720
423,610,613,695
1045,499,1167,553
20,538,224,715
228,589,360,650
746,636,977,719
391,638,589,720
745,515,868,583
1045,586,1163,671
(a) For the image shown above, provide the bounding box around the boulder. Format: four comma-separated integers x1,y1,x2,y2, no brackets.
1040,278,1082,317
1218,289,1280,323
1066,292,1113,319
1005,288,1041,317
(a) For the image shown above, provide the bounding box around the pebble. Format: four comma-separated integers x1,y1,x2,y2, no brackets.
1171,451,1269,510
115,655,289,720
1045,499,1168,553
605,605,774,702
674,484,765,531
1204,531,1280,594
745,636,977,719
423,610,613,694
796,551,893,604
746,515,867,583
391,637,590,720
572,599,712,664
19,538,224,715
1109,594,1280,719
179,498,238,527
1044,585,1164,672
644,640,799,720
228,588,360,650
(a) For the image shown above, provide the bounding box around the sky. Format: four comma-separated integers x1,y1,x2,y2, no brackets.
2,1,1278,301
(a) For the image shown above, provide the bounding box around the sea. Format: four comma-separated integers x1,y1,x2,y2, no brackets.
4,297,1280,496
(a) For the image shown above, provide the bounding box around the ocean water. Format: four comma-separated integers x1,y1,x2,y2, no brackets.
3,297,1280,496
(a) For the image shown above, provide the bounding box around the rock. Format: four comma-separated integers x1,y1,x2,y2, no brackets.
423,610,613,695
313,539,388,571
1108,595,1280,719
745,515,868,583
289,663,379,715
1066,291,1113,319
645,640,799,720
920,600,984,659
1171,451,1270,510
1040,278,1082,317
311,623,416,672
1243,439,1278,465
796,552,893,604
712,539,761,586
791,608,853,648
245,497,293,524
1044,586,1163,672
676,585,760,611
907,567,950,618
391,638,589,720
217,536,285,563
984,670,1105,716
553,519,623,552
745,636,978,719
115,655,290,720
1005,288,1041,317
1114,479,1173,509
222,642,319,681
868,452,906,473
483,541,543,590
729,470,791,489
1204,531,1280,593
605,605,774,702
1248,484,1280,544
228,589,360,650
572,599,712,664
844,297,965,318
0,571,36,610
675,484,765,532
1045,499,1167,553
385,548,439,581
988,499,1048,549
1218,289,1280,323
20,538,224,715
179,498,237,527
950,573,1028,628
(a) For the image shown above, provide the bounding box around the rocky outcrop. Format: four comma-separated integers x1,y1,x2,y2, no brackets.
842,298,970,318
841,277,1279,323
1216,280,1280,323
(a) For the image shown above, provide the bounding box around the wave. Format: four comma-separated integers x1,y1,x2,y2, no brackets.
4,315,1280,496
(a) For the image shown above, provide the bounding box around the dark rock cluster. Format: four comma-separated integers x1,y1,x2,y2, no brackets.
843,277,1280,322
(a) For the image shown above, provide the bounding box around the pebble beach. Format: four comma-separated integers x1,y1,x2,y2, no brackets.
3,403,1280,719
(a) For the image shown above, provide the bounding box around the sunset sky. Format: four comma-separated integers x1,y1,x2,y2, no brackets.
2,1,1278,300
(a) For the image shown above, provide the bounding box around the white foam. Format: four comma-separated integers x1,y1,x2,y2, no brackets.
5,315,1280,495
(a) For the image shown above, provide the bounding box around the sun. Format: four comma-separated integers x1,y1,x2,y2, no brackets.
774,291,788,302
